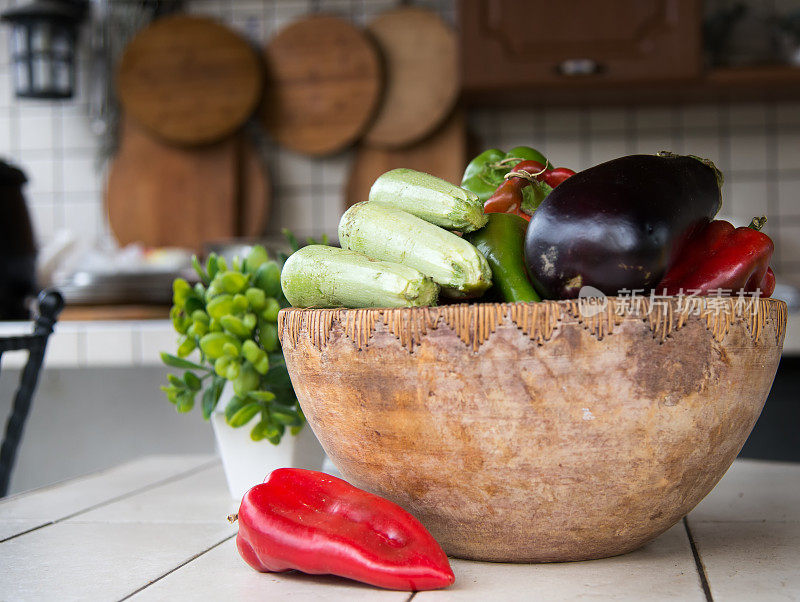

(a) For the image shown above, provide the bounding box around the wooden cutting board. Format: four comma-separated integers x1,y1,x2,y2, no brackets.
237,133,270,238
345,109,467,208
261,15,382,156
362,7,458,149
116,15,263,147
106,118,270,251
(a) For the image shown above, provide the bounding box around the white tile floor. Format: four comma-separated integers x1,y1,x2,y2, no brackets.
1,456,798,601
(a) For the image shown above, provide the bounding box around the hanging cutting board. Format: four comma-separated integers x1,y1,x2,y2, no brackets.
116,15,263,147
362,7,458,149
106,117,237,250
106,118,270,250
345,109,467,208
260,15,382,156
238,133,270,237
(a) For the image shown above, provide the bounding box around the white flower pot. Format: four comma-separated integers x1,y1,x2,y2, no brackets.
211,384,327,500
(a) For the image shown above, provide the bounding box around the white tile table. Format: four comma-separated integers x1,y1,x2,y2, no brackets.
1,456,797,601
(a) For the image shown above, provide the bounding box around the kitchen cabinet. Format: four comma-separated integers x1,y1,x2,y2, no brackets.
461,1,702,93
459,0,800,105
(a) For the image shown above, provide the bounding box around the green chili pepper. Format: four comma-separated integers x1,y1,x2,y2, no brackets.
465,213,541,303
461,146,550,203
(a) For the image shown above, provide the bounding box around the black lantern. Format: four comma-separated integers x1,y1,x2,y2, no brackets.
1,0,88,99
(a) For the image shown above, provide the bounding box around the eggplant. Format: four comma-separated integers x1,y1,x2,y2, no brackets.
524,153,723,299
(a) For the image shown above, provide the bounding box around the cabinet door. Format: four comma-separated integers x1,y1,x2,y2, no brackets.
460,0,702,95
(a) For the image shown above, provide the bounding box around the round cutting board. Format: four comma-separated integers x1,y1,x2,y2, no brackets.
237,134,271,238
106,117,237,250
116,15,264,147
106,117,271,251
363,7,458,149
260,15,382,156
345,109,467,208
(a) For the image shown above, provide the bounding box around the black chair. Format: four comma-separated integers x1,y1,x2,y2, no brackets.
0,290,64,496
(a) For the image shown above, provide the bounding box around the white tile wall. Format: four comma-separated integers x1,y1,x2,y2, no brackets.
0,0,799,287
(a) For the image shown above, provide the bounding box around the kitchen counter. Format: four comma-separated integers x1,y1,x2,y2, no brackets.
1,456,798,600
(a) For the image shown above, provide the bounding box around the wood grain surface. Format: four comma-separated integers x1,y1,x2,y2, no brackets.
106,118,270,250
363,7,459,149
261,15,382,156
345,109,467,208
237,133,270,238
116,15,263,147
279,297,787,562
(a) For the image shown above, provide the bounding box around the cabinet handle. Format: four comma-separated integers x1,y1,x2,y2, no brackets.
556,59,604,76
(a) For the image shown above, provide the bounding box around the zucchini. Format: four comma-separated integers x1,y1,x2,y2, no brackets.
280,245,439,308
369,168,488,233
338,202,492,297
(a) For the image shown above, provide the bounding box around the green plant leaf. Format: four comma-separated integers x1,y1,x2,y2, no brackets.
227,402,261,427
282,228,301,252
168,373,186,388
224,395,247,424
192,255,209,284
160,352,206,371
184,371,202,391
270,408,303,426
245,390,276,402
206,253,219,281
263,363,296,405
250,420,267,441
244,245,269,274
176,390,195,413
201,376,225,420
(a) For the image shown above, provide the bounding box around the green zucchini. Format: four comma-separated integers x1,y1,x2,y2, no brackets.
338,202,492,298
369,168,488,233
280,245,439,308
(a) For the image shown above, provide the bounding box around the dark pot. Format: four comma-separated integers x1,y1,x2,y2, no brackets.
0,160,37,320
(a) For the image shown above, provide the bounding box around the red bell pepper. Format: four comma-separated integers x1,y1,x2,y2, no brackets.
656,217,776,297
233,468,455,591
483,160,575,221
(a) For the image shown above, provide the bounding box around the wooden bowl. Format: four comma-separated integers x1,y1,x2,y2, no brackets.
278,297,786,562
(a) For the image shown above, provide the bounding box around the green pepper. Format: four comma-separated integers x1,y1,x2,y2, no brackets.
465,213,540,303
461,147,550,203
